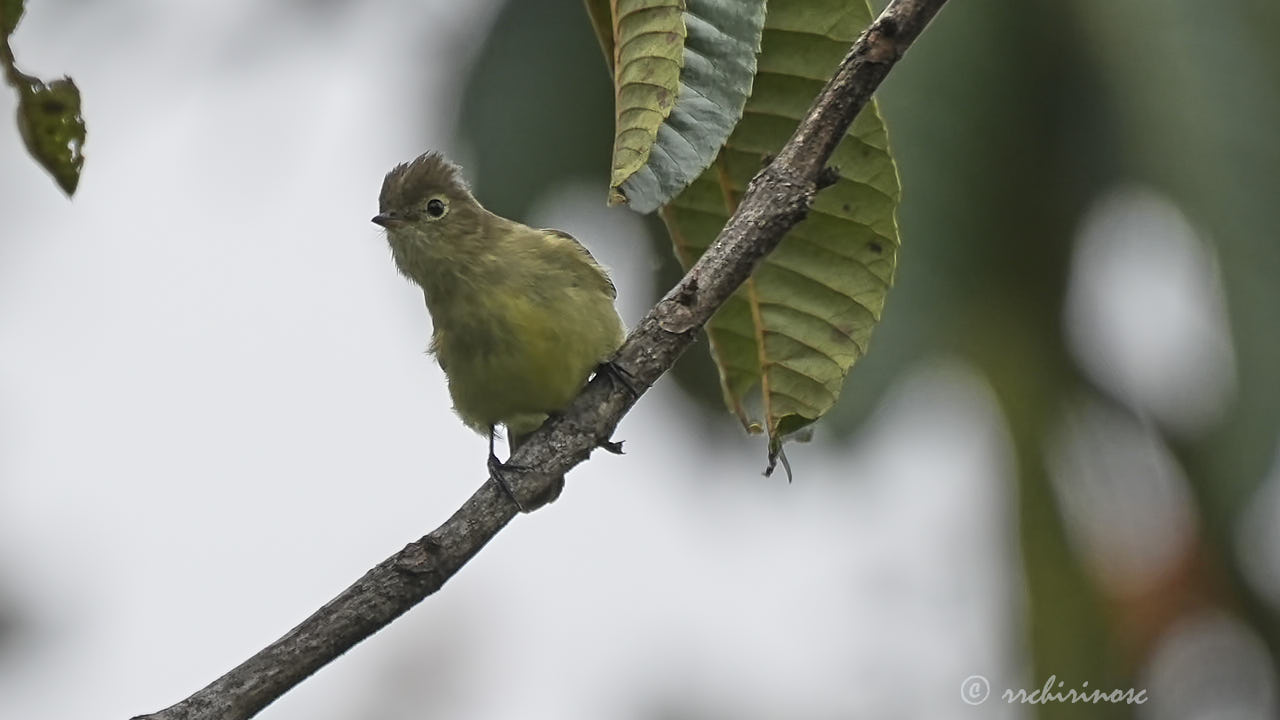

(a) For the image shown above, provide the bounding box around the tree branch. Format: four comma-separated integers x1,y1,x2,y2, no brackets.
132,1,950,717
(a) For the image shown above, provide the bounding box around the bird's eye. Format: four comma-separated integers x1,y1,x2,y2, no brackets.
425,198,447,219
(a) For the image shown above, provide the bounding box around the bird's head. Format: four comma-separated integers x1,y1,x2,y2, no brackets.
372,151,484,243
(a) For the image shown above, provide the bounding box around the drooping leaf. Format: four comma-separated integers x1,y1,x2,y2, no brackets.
15,77,86,195
598,0,767,213
3,0,86,197
661,0,901,463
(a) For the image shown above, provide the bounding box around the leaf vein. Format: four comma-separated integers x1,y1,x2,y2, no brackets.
769,364,839,405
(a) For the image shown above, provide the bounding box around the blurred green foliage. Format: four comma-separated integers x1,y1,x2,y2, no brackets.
455,0,612,220
1,0,23,38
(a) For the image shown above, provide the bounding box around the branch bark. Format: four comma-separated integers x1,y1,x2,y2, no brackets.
133,1,950,717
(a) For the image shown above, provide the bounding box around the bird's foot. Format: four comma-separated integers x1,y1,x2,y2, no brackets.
487,452,530,513
596,361,644,401
488,452,566,511
592,363,640,456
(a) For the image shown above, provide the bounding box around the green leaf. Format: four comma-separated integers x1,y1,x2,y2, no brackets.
1,0,24,38
660,0,901,459
4,0,86,196
604,0,767,213
15,76,85,195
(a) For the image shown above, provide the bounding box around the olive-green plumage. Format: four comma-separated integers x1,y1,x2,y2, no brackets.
373,151,624,451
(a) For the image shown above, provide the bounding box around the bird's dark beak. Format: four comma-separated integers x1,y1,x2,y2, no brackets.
371,212,399,228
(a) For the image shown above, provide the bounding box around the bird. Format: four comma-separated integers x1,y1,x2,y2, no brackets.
372,151,627,509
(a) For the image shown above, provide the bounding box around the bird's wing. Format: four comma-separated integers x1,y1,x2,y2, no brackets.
542,229,617,299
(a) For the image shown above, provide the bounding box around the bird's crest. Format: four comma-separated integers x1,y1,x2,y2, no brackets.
379,151,470,212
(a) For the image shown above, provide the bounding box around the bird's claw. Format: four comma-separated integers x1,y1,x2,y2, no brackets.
596,361,644,401
592,366,635,456
487,453,530,513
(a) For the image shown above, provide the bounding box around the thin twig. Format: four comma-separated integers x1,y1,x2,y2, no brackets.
2,35,38,88
132,1,950,718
